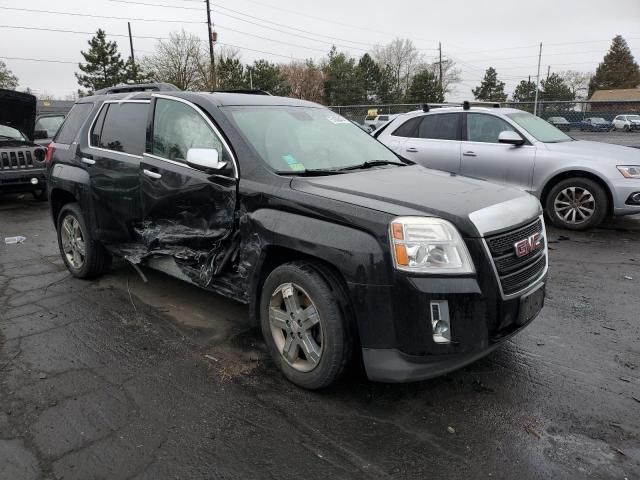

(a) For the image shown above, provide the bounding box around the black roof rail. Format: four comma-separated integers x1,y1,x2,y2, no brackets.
95,83,181,95
213,89,272,95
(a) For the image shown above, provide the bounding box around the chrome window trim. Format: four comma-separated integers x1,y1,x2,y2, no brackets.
86,99,150,159
142,152,197,170
480,214,548,300
150,93,239,179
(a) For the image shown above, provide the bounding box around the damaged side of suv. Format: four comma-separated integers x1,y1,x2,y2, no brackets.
47,88,547,389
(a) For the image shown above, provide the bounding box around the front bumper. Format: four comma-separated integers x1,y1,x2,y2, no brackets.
610,177,640,215
0,169,46,193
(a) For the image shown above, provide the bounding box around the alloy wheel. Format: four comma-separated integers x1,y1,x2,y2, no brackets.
269,282,323,372
553,186,596,225
60,215,86,269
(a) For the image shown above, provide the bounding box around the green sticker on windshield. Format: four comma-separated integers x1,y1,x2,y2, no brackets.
282,154,305,171
289,163,306,171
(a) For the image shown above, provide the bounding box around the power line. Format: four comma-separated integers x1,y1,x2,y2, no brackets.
0,24,168,40
0,5,205,23
0,56,77,64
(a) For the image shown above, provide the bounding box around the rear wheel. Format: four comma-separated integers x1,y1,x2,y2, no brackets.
624,124,630,132
260,261,352,389
545,178,608,230
57,203,111,278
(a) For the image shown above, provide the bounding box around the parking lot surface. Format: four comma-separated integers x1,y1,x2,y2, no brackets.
571,130,640,147
1,194,639,480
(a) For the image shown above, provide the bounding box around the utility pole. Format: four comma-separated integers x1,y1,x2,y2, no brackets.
533,42,542,116
127,22,136,82
438,42,443,96
546,65,551,81
205,0,216,89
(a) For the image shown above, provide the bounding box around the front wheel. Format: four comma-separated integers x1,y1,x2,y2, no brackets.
57,203,112,278
32,188,47,202
545,178,608,230
259,261,352,389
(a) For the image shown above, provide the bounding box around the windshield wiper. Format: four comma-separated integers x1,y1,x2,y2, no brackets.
275,168,345,176
337,159,408,171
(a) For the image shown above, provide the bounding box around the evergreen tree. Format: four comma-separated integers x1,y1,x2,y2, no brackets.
541,73,574,101
512,78,538,102
76,29,126,94
123,57,151,84
472,67,507,102
0,60,19,89
589,35,640,96
246,60,288,95
357,53,381,102
322,47,361,105
376,64,401,104
405,69,444,103
217,57,247,89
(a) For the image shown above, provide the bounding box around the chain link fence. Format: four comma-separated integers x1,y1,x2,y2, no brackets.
329,101,640,146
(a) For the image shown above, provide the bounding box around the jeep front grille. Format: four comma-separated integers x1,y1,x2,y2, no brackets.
485,218,547,296
0,149,36,170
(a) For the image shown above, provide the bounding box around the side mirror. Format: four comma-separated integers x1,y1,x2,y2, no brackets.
186,148,227,172
498,130,525,146
34,129,48,140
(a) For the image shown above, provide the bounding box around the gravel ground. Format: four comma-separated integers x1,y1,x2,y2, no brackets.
1,194,639,480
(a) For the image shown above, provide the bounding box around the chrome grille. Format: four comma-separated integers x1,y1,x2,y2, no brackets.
485,218,547,295
0,149,37,170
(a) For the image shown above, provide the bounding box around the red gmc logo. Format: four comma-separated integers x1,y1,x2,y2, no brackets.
514,233,542,257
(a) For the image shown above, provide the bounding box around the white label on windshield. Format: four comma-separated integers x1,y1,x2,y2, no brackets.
326,114,349,125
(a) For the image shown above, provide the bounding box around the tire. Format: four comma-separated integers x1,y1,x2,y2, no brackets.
57,203,112,278
624,125,630,132
545,177,608,230
32,188,47,202
259,261,352,389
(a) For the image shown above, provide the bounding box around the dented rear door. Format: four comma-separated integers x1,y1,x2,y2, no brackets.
137,95,238,286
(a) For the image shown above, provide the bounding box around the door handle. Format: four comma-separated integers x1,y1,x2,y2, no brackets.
406,147,419,153
143,169,162,179
463,151,477,157
81,157,95,165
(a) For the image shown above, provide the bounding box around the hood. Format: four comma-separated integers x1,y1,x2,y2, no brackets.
546,140,640,163
0,89,37,140
291,165,540,237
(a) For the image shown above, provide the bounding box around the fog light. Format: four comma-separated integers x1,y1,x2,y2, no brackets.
627,192,640,205
430,300,451,344
30,178,38,185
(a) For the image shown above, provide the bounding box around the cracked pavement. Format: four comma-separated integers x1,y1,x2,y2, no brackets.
1,194,639,479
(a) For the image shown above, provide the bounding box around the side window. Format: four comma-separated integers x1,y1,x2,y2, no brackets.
467,113,515,143
391,116,422,137
92,102,148,156
151,98,231,164
54,103,93,144
417,113,460,140
35,115,65,138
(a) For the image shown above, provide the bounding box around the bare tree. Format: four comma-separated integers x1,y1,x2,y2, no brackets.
143,30,205,91
426,58,461,95
373,38,423,96
557,70,591,100
281,60,324,103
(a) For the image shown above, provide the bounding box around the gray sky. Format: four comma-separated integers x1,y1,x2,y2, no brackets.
1,0,639,101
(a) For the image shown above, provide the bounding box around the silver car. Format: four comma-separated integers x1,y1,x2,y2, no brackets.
376,105,640,229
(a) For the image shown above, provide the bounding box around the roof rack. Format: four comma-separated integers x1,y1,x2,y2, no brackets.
213,89,272,96
421,101,501,112
95,83,181,95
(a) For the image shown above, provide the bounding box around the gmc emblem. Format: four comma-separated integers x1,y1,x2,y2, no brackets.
514,233,542,257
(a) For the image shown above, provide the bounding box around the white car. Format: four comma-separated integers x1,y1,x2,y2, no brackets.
363,113,398,132
613,114,640,131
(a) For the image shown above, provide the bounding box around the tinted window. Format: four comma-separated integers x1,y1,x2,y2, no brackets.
418,113,459,140
391,116,422,137
378,115,389,121
90,105,108,146
93,102,148,155
35,115,65,138
467,113,515,143
55,103,93,144
152,98,231,163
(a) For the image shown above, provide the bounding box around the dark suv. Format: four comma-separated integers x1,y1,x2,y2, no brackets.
47,87,548,389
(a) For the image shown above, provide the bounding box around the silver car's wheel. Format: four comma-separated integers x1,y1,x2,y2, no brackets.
60,215,86,269
553,186,596,225
269,282,323,373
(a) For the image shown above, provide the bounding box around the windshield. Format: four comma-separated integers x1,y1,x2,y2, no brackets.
590,118,607,123
507,112,573,143
224,106,399,172
0,124,26,141
35,115,65,138
628,115,640,120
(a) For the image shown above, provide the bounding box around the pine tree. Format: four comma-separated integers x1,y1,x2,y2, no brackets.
217,57,247,89
541,73,574,101
76,30,126,94
512,78,538,103
589,35,640,96
472,67,506,102
246,60,288,95
357,53,381,102
405,69,444,103
123,57,151,84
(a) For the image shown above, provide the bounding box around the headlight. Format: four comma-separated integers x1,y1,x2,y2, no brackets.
390,217,475,274
617,166,640,179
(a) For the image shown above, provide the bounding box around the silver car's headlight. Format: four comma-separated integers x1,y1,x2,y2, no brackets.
617,165,640,179
390,217,475,274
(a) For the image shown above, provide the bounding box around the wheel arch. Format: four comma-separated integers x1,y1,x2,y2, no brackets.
539,169,614,215
50,188,77,225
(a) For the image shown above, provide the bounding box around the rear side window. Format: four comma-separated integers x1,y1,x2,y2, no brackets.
418,113,460,140
391,116,422,137
91,102,148,156
54,103,93,144
35,115,65,138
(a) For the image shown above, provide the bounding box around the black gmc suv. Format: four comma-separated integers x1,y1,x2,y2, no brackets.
0,89,47,200
47,87,548,389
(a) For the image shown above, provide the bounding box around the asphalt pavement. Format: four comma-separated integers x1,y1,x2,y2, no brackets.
1,194,639,480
